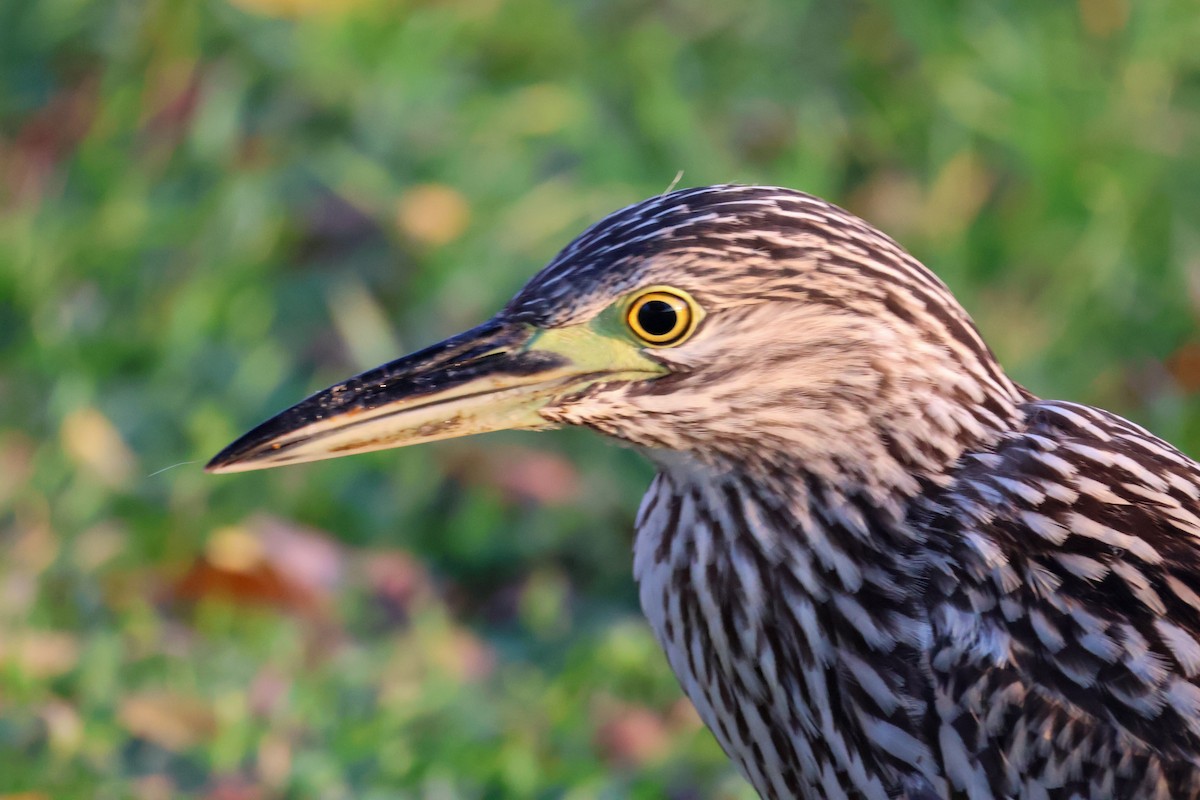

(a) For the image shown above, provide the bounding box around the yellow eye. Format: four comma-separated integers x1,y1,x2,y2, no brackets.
626,288,700,347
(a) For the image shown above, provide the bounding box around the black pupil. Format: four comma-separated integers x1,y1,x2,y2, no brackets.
637,300,679,337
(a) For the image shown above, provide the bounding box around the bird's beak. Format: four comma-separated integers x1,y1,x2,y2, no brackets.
205,317,664,473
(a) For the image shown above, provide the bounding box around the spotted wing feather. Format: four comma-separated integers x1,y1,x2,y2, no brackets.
922,399,1200,798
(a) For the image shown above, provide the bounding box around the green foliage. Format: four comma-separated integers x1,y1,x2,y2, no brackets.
1,0,1198,796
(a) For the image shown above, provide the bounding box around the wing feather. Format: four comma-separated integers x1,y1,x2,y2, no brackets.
921,400,1200,797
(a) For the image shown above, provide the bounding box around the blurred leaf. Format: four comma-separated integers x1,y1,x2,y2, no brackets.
922,150,995,241
0,630,80,678
131,776,176,800
39,699,84,756
0,433,35,512
118,691,218,752
594,703,671,768
1078,0,1129,38
60,407,136,490
172,517,344,617
394,183,472,248
255,733,292,787
327,276,402,370
1168,340,1200,393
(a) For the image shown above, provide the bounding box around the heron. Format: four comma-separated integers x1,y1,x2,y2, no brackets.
208,185,1200,799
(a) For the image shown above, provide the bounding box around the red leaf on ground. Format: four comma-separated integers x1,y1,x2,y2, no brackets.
171,515,344,619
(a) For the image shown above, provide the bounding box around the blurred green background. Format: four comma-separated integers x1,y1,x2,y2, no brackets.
1,0,1198,797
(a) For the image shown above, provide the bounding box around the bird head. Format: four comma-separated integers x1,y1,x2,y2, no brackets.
207,185,1023,489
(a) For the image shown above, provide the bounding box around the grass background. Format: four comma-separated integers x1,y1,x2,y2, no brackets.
2,0,1199,797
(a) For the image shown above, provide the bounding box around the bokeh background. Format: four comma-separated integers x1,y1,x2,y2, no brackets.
2,0,1199,797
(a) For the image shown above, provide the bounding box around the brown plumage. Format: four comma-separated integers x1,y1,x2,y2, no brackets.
210,185,1200,799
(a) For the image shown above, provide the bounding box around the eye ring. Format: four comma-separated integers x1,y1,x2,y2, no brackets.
625,287,702,347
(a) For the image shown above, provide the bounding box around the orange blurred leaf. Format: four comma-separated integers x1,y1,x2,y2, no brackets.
173,550,321,616
0,631,80,678
118,692,217,751
173,517,344,617
60,406,136,489
131,776,175,800
0,432,35,509
395,183,471,247
257,733,293,787
1168,340,1200,393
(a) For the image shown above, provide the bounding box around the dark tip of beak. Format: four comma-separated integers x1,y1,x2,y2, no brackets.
204,409,313,473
